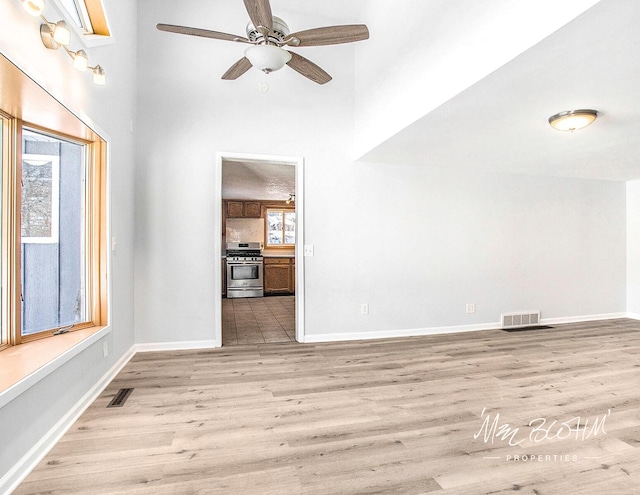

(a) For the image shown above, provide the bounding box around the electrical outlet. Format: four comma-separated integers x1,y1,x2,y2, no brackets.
466,303,476,314
360,303,369,315
103,341,109,357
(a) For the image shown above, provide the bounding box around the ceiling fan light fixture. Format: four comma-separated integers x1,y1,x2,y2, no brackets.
245,45,292,74
548,109,598,132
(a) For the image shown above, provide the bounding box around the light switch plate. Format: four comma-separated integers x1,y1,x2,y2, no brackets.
304,245,314,256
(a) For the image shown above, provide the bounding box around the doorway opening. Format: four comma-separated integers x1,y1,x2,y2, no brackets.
214,152,304,346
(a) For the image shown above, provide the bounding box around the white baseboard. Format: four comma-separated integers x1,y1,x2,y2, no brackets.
626,312,640,321
134,340,218,353
303,313,633,343
542,312,628,325
303,321,499,343
0,346,135,495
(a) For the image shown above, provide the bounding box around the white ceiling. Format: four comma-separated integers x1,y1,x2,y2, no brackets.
360,0,640,181
202,0,639,190
222,159,295,200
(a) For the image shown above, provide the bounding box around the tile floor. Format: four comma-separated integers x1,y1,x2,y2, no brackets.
222,295,295,346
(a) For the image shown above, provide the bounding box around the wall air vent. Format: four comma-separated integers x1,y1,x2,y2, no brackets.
501,311,541,329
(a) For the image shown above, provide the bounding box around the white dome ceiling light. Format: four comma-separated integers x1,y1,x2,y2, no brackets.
548,109,598,132
244,45,291,74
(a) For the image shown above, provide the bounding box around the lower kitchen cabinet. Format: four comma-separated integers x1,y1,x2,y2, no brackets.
264,257,295,295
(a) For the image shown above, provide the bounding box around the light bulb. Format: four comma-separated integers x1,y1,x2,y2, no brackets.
73,50,88,71
21,0,45,16
245,45,292,74
53,20,71,46
92,65,106,85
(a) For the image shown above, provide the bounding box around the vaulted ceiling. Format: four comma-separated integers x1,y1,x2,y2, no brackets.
360,0,640,181
177,0,639,192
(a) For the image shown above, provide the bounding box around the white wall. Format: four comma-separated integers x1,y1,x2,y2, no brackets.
628,180,640,316
309,162,626,338
0,0,137,488
134,0,357,344
135,0,626,346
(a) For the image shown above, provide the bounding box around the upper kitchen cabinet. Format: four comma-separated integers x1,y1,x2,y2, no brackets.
225,200,262,218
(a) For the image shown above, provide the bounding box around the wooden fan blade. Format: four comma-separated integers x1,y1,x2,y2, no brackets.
222,57,253,80
157,24,250,43
286,52,332,85
243,0,273,31
286,25,369,47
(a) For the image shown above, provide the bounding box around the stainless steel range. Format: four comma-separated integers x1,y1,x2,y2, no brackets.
226,242,263,298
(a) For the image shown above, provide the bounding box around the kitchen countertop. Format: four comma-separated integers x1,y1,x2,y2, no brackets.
222,252,294,258
261,251,295,258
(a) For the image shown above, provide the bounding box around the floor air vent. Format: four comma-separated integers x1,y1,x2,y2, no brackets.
107,388,134,408
501,311,541,330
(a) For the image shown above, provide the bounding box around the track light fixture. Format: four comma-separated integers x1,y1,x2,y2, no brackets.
21,0,106,84
285,193,295,205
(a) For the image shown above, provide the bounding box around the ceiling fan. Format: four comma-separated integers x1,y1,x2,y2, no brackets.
157,0,369,85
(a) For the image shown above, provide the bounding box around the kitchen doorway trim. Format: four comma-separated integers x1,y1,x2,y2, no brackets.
214,151,305,346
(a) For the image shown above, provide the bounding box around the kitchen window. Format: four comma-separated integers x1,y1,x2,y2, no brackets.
266,208,295,247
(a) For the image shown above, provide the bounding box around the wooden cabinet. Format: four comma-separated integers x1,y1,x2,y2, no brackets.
225,200,261,218
264,257,295,295
244,201,261,217
291,258,295,292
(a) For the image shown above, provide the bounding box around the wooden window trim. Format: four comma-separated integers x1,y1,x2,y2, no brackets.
0,112,13,351
16,129,107,344
84,0,111,37
0,53,109,354
52,0,111,38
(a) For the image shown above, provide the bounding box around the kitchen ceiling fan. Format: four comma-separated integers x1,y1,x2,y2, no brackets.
157,0,369,85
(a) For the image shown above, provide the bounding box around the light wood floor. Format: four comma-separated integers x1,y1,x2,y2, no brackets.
16,319,640,494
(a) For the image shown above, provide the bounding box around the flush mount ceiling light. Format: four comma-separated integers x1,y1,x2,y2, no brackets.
548,109,598,132
244,45,292,74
